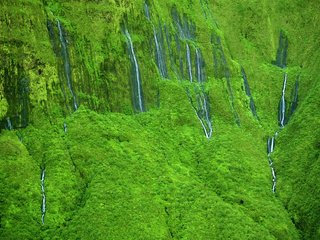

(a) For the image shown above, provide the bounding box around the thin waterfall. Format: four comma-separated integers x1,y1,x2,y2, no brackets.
186,90,212,139
185,47,212,138
171,6,195,41
267,136,276,193
57,20,78,111
124,28,145,112
172,7,185,39
195,48,202,82
63,122,68,133
144,2,167,78
144,1,151,21
6,117,13,130
41,169,46,225
195,48,212,138
175,34,184,78
153,28,167,78
266,72,299,193
267,136,275,154
170,8,213,138
279,73,288,128
186,43,193,82
197,92,213,139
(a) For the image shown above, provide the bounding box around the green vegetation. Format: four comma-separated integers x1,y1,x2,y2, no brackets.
0,0,319,239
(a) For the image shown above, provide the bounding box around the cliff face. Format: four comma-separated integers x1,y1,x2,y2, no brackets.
0,0,319,239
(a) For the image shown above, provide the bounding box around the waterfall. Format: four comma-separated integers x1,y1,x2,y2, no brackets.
195,48,202,82
267,137,276,193
197,92,213,139
187,90,212,139
172,7,185,39
241,67,258,118
144,1,151,21
153,28,163,77
171,6,195,40
186,43,193,82
6,117,13,130
186,46,212,138
266,72,298,193
152,27,167,78
57,20,78,111
195,48,212,138
41,169,46,225
170,8,213,138
266,74,288,193
267,136,275,156
278,73,288,128
63,122,68,133
124,28,145,112
144,2,168,78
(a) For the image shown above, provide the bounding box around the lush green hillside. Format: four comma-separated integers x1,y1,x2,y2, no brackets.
0,0,319,239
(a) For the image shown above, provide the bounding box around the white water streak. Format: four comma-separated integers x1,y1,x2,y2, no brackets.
6,117,13,130
57,20,78,111
41,169,46,224
279,73,287,127
196,48,201,83
186,43,192,82
125,29,144,112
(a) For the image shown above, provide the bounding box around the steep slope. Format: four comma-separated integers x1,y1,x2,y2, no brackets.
0,0,319,239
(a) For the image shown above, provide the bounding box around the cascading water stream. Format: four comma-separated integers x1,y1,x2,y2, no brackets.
170,8,213,138
187,91,212,139
57,20,78,111
267,136,276,193
279,73,288,128
124,28,145,112
40,169,46,225
144,2,167,78
266,72,299,193
63,122,68,133
265,74,286,193
186,43,193,82
6,117,13,130
144,1,151,21
195,48,212,138
153,28,166,78
195,48,202,82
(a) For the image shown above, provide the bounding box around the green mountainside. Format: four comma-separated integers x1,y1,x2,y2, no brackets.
0,0,319,239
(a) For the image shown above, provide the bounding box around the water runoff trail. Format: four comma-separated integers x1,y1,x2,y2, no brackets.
266,72,299,193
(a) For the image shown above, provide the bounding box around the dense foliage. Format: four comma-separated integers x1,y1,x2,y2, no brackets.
0,0,319,239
